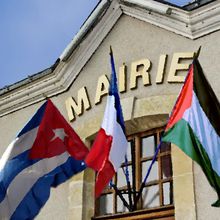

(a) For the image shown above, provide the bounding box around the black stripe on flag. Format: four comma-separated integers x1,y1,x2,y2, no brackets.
193,58,220,136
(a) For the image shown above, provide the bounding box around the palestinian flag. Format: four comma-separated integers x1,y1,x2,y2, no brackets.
162,58,220,207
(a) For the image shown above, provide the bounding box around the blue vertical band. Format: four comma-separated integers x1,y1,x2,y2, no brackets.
17,101,48,137
109,50,126,134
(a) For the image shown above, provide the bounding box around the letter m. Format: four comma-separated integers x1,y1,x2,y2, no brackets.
65,87,91,121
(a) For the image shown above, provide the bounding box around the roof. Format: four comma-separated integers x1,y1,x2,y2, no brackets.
0,0,215,93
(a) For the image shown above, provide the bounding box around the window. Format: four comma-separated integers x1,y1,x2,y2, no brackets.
94,127,174,219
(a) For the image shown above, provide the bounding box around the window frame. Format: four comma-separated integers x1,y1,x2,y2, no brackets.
94,127,174,219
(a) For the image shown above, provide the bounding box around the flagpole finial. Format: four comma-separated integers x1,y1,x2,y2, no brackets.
110,46,113,55
42,93,49,100
194,46,202,59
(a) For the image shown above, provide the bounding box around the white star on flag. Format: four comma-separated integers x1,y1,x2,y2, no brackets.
51,128,68,142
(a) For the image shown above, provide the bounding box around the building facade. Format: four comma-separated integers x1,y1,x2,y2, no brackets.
0,0,220,219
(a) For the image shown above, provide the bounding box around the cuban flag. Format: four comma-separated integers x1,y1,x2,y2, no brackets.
85,48,128,197
0,99,88,219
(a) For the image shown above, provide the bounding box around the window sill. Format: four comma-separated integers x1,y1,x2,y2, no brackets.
92,205,174,220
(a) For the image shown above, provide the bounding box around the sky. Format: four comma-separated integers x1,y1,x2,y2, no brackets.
0,0,190,89
167,0,193,5
0,0,99,89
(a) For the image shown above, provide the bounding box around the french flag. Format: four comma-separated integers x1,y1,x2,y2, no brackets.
0,99,88,219
85,48,128,198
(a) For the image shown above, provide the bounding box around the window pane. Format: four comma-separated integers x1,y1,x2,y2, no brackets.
117,193,129,213
142,160,158,182
142,185,160,208
163,182,172,205
161,155,172,179
117,166,133,188
142,136,155,157
99,194,113,215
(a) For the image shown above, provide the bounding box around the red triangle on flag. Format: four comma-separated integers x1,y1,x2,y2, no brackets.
29,100,88,160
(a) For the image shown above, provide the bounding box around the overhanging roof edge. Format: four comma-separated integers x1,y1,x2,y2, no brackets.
1,0,220,117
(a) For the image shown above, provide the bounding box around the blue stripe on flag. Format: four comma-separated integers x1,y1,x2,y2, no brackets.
109,51,126,134
0,150,39,203
10,157,86,220
17,101,47,137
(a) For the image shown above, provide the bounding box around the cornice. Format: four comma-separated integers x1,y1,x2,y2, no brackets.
120,0,220,39
1,0,220,117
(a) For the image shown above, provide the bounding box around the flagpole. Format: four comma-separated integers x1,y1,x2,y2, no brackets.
194,46,201,59
133,47,202,210
110,46,133,210
131,140,137,210
110,181,132,211
124,155,133,208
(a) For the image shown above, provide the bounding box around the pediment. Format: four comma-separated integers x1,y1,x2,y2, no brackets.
1,0,220,117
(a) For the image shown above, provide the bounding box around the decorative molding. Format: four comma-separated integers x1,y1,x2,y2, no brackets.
1,0,220,117
120,0,220,39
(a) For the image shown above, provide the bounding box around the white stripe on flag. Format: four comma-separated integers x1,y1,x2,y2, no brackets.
102,96,128,171
11,127,39,159
0,138,18,172
109,122,128,171
102,96,115,136
0,127,38,172
0,152,69,219
183,91,220,176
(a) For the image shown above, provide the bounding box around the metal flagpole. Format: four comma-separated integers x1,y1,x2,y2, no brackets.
133,47,202,210
131,140,137,210
109,180,132,211
109,46,133,211
123,154,133,208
